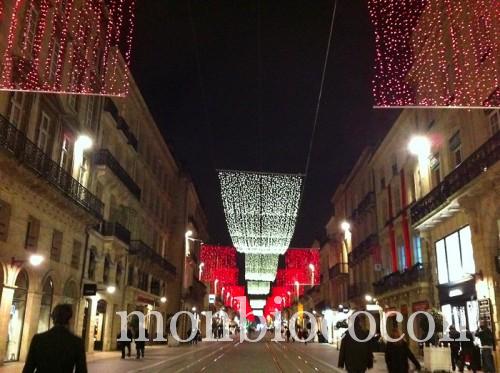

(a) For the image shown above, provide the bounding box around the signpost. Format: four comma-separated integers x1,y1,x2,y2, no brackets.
83,284,97,296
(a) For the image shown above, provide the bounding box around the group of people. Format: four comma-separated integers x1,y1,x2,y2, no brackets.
338,318,497,373
116,326,149,360
211,320,225,339
448,322,496,373
283,326,310,344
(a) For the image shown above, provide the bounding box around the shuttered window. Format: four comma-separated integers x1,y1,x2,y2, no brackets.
51,230,63,262
25,216,40,251
0,200,11,241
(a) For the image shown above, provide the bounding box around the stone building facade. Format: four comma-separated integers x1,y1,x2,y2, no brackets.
0,0,208,364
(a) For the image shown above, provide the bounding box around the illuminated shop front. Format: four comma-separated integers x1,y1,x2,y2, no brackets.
435,226,479,332
6,270,28,362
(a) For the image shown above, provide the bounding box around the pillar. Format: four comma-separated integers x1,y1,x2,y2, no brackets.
19,291,42,361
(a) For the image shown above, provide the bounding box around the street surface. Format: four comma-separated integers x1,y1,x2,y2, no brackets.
0,334,413,373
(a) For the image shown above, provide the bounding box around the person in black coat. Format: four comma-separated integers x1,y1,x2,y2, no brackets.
448,325,461,371
117,326,133,358
460,329,480,373
134,328,148,359
338,318,374,373
384,328,421,373
23,304,87,373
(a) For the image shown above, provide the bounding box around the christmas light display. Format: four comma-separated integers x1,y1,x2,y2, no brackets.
200,245,237,282
0,0,135,96
247,281,271,295
368,0,499,107
218,170,303,255
244,253,279,281
249,299,266,309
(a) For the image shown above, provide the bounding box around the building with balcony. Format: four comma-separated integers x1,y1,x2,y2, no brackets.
0,0,210,363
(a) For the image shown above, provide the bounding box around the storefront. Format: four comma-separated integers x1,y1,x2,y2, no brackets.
94,299,107,351
37,277,53,333
435,225,479,332
6,270,28,362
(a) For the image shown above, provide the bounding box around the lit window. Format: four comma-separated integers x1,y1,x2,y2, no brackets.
398,239,406,271
24,3,40,55
59,134,72,172
449,131,462,168
413,236,423,264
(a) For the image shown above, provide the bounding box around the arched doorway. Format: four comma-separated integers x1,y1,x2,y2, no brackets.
37,277,54,333
6,270,29,361
94,299,107,351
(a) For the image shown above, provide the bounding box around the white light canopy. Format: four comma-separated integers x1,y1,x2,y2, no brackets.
218,170,303,255
245,254,279,282
247,281,271,295
249,299,266,309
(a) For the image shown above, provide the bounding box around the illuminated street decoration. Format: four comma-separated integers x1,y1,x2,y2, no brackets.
250,299,266,309
0,0,136,96
218,170,303,255
247,281,271,295
245,254,279,282
368,0,499,107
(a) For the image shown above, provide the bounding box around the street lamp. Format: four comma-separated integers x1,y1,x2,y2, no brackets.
106,285,116,294
11,254,45,267
340,221,350,232
309,264,315,286
365,294,373,302
160,296,167,303
199,262,205,280
408,135,431,158
192,306,197,312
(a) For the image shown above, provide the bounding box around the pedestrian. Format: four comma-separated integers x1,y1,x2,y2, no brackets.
285,327,291,342
460,329,480,373
117,326,132,359
448,325,461,372
338,317,374,373
384,328,421,373
476,321,496,373
134,328,148,359
23,303,87,373
303,329,309,345
217,323,223,339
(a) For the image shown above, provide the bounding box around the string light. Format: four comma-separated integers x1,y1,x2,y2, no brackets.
218,170,303,255
0,0,136,96
368,0,498,107
247,281,271,295
245,254,279,281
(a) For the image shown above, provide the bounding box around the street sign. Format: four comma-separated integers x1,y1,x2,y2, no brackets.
209,294,216,304
83,284,97,296
479,299,493,329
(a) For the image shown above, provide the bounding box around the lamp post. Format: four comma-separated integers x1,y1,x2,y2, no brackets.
309,264,315,286
11,254,45,267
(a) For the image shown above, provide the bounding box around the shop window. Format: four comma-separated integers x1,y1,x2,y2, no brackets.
449,131,462,168
413,236,423,264
435,226,476,284
6,270,28,361
71,240,82,269
25,216,40,251
50,230,62,262
37,278,53,333
0,199,12,241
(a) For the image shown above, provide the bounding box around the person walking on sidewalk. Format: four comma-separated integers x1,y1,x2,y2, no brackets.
338,317,373,373
384,328,421,373
23,304,87,373
135,328,148,359
448,325,461,372
476,321,496,373
117,326,133,359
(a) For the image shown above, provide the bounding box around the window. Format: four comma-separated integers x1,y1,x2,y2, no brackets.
393,186,401,213
48,39,60,81
430,153,441,187
24,3,39,55
59,134,72,172
127,266,134,286
449,131,462,168
71,240,82,269
0,199,12,242
391,155,398,176
50,230,63,262
488,110,499,136
435,226,476,284
398,240,406,271
25,216,40,251
413,236,423,264
84,97,95,130
37,112,51,154
77,155,89,187
9,92,24,127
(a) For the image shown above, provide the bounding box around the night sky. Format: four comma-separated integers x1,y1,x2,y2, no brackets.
131,0,400,247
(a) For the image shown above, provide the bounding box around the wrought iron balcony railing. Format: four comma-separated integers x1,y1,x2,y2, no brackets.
373,263,429,295
349,233,378,265
95,221,131,245
93,149,141,200
329,262,349,280
104,98,138,151
411,131,500,224
0,114,103,218
130,240,177,276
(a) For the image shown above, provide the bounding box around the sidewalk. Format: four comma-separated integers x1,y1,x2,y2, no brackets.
0,345,167,373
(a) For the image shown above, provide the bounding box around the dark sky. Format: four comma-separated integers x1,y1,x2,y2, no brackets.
130,0,399,247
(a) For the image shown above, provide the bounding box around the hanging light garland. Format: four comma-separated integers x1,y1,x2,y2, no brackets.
218,170,303,255
368,0,498,107
247,281,271,295
245,254,279,282
0,0,136,95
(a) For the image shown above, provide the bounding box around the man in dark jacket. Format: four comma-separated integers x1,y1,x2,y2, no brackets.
338,318,374,373
23,304,87,373
448,325,461,371
476,322,496,373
